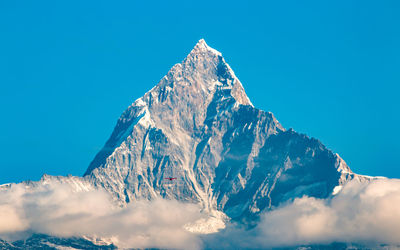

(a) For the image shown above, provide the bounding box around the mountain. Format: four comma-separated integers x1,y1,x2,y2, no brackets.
83,39,368,222
0,39,382,249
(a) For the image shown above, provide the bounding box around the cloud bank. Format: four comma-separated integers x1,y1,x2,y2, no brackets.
258,178,400,247
205,178,400,249
0,181,203,249
1,178,400,249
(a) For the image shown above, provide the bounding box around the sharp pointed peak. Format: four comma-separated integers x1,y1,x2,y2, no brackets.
177,39,253,107
190,38,222,56
196,38,207,46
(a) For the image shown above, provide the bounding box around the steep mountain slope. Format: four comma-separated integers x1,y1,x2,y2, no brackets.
84,39,367,221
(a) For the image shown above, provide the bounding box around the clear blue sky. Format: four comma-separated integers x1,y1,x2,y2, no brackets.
0,1,399,184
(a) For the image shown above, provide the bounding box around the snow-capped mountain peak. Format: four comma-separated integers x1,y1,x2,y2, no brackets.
83,40,368,223
191,39,222,56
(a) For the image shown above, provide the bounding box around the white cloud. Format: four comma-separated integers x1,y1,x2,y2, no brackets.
259,178,400,247
205,178,400,248
0,182,203,249
2,178,400,249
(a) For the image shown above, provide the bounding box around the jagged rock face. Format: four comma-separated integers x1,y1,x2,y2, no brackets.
84,39,358,220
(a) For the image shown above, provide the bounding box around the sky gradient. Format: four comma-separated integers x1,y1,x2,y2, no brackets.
0,1,399,184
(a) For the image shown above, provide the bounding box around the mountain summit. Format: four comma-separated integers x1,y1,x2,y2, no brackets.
84,39,366,221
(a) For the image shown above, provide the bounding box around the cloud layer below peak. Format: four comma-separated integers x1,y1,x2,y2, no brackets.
1,178,400,249
0,181,203,249
205,178,400,249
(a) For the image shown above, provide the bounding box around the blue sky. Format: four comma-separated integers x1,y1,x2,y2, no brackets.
0,1,399,184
